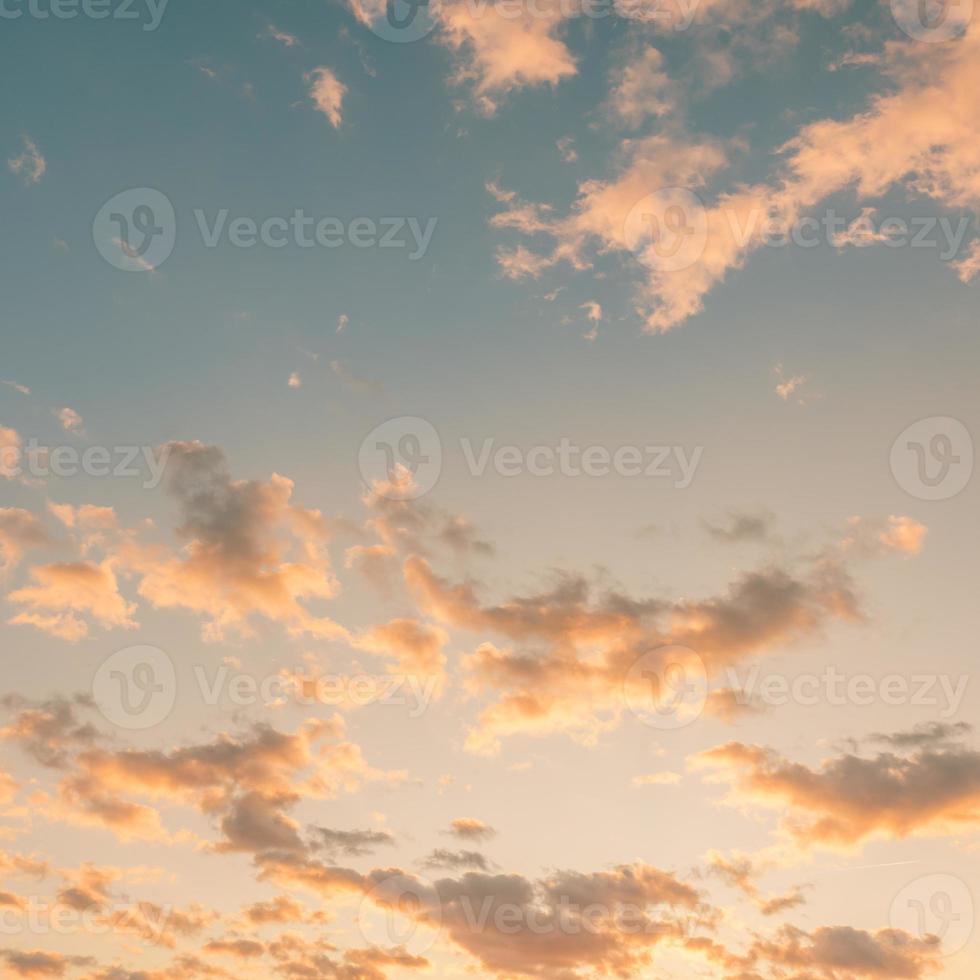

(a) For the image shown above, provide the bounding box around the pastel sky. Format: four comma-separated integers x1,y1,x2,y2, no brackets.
1,0,979,977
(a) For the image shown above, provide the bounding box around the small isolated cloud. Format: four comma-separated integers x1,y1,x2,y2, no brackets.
423,848,495,871
557,137,577,163
703,510,774,543
8,135,46,186
337,313,350,333
306,67,346,128
773,363,808,402
288,372,302,389
448,817,496,842
581,301,602,341
55,407,84,434
1,380,30,396
262,23,300,46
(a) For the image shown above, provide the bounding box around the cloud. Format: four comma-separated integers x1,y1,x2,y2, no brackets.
0,427,22,480
448,816,497,841
703,510,774,543
405,550,862,752
1,949,95,977
261,23,300,46
311,826,395,857
437,0,577,114
841,515,927,556
489,22,980,331
694,731,980,848
0,695,101,769
774,363,808,402
125,441,346,642
287,372,301,388
0,508,50,576
7,560,136,642
20,713,400,849
54,407,84,434
7,135,46,186
306,67,346,127
1,380,30,396
422,848,495,871
608,47,676,126
730,924,941,978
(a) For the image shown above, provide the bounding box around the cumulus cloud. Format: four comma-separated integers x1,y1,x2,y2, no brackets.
7,560,136,642
0,508,50,576
695,731,980,848
437,0,577,114
307,67,346,127
489,21,980,331
448,816,496,841
125,441,346,642
405,550,862,752
54,407,84,434
7,134,46,186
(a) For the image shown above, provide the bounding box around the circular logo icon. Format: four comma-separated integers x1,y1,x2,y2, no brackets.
890,874,974,956
357,873,442,956
623,645,708,730
93,188,176,272
890,416,973,500
890,0,972,41
358,416,442,500
361,0,441,42
92,645,177,730
624,188,708,273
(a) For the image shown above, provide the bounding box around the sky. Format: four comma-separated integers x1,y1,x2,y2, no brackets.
0,0,979,977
